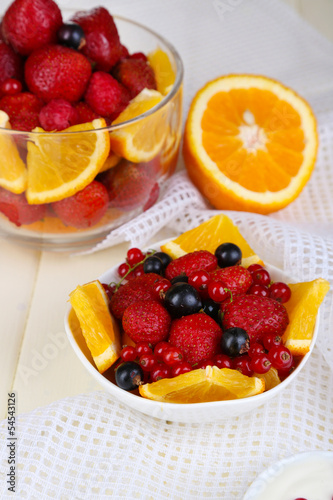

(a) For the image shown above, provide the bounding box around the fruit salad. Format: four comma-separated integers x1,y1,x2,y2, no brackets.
68,215,330,404
0,0,182,248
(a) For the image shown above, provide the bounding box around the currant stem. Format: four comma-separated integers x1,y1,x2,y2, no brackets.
111,249,157,290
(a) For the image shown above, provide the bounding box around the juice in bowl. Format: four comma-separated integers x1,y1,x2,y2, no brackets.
0,0,183,251
65,215,330,423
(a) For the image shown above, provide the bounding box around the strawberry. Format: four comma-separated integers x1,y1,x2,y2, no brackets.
101,160,155,212
39,98,78,131
74,102,100,124
84,71,130,120
122,300,171,345
52,181,109,229
112,58,157,98
71,7,122,72
25,44,92,103
168,313,222,365
165,251,218,281
0,188,47,226
110,273,161,319
2,0,62,56
210,266,253,296
0,41,24,86
143,183,160,211
222,295,289,342
0,92,43,131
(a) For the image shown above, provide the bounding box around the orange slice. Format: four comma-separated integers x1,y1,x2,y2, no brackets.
254,367,281,391
69,280,121,373
282,278,330,356
99,150,121,173
110,89,168,162
0,111,27,194
183,75,318,214
147,47,176,95
26,118,110,204
160,213,263,267
139,366,265,403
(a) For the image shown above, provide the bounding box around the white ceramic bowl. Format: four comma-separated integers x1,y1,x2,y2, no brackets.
64,240,320,423
243,451,333,500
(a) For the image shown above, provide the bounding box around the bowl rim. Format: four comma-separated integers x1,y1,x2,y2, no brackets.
64,238,320,414
0,14,184,136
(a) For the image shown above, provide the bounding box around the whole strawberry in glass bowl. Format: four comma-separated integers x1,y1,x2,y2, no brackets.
0,0,183,250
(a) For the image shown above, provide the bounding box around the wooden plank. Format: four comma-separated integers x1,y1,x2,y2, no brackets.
0,240,40,417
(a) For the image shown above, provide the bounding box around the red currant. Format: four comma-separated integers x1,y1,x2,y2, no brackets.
278,364,295,380
250,353,271,374
213,354,233,369
118,262,130,278
248,342,265,358
120,346,137,362
135,341,152,357
208,280,230,302
188,270,211,291
252,268,271,286
150,364,171,382
154,341,171,361
263,333,282,351
162,346,183,365
247,284,269,297
247,264,263,274
196,359,215,369
127,247,145,266
153,279,171,299
0,78,22,96
139,353,158,372
269,282,291,303
171,361,192,377
234,355,254,377
268,345,293,370
102,283,116,301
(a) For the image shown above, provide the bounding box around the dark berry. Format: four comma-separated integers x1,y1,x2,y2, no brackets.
127,247,144,266
115,361,144,391
154,251,172,268
143,255,164,275
269,282,291,303
171,274,188,284
234,355,253,377
221,327,250,357
215,242,242,268
57,23,86,50
202,299,222,325
250,353,271,374
164,283,202,318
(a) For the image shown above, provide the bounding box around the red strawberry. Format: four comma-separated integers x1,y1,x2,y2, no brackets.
0,92,43,131
52,181,109,229
112,58,157,98
39,98,79,131
74,102,100,124
168,313,222,365
84,71,130,120
110,273,161,319
210,266,253,296
222,295,289,342
165,251,218,281
71,7,122,72
122,300,171,345
101,160,155,211
0,188,47,226
2,0,62,56
0,41,24,85
143,183,160,211
25,44,92,103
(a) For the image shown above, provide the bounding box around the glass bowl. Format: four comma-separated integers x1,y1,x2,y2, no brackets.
64,240,320,423
0,15,183,251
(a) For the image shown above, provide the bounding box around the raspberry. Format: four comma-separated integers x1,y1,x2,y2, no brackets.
39,99,79,131
0,42,23,85
113,57,157,98
84,71,130,120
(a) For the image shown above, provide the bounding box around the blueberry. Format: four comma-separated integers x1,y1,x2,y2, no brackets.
221,327,249,357
164,283,202,318
202,299,222,325
57,23,86,50
170,274,188,284
115,362,144,391
215,242,242,268
143,255,164,275
154,251,172,268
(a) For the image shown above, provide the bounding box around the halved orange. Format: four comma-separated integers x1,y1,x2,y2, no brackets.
282,278,330,356
147,47,176,95
160,213,263,267
110,89,168,163
0,111,27,194
69,280,121,373
183,75,318,214
26,118,110,204
139,366,265,403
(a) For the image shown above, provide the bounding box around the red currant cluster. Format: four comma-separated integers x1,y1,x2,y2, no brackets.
118,247,147,280
247,264,291,303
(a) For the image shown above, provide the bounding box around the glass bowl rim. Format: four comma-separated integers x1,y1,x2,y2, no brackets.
0,14,184,136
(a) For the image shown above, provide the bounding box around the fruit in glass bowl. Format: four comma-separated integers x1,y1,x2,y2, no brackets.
0,0,183,251
65,215,329,423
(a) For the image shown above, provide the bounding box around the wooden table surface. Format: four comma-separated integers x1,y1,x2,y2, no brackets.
1,0,332,418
